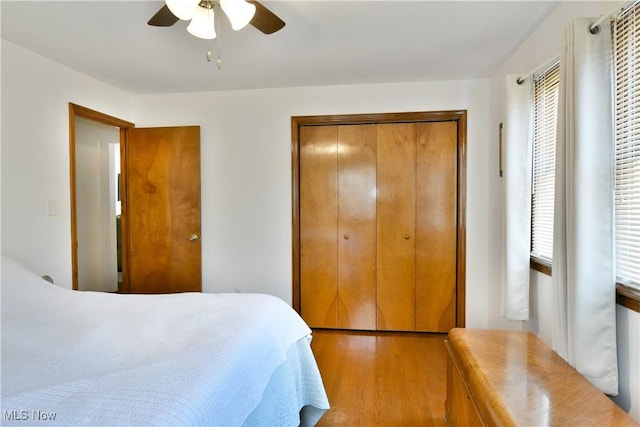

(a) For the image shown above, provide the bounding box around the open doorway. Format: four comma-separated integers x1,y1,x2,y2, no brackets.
69,103,134,292
75,117,120,291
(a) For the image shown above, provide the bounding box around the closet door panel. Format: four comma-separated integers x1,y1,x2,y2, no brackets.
376,123,416,331
300,126,338,328
337,124,377,330
416,122,457,332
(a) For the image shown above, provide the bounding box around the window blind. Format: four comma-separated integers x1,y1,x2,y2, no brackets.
531,62,560,261
614,2,640,290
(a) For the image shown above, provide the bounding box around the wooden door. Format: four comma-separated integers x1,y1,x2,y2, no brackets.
123,126,202,293
300,125,338,327
376,123,417,331
337,125,377,329
416,122,457,332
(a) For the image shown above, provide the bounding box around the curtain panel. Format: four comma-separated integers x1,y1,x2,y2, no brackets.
552,18,618,395
501,75,533,321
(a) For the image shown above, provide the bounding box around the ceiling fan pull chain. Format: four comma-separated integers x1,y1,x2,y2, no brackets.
215,4,223,70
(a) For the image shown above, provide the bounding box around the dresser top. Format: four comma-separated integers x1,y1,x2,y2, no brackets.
448,328,638,427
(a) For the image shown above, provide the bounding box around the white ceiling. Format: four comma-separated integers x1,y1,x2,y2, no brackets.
1,1,559,94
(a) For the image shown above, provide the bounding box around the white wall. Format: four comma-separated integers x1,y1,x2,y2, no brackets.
132,79,492,329
488,2,640,421
1,39,133,285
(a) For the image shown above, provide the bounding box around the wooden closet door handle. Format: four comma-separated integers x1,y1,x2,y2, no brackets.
404,234,411,240
344,234,350,240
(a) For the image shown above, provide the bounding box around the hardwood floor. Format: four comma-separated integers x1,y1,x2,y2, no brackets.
310,329,448,426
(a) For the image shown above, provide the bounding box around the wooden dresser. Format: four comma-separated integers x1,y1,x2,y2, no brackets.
445,328,638,426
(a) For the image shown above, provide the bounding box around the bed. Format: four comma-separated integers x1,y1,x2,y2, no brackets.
1,256,329,426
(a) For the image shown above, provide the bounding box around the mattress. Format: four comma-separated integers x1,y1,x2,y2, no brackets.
1,256,329,426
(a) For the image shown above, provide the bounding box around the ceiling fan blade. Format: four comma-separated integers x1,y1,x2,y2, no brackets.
148,5,180,27
248,1,285,34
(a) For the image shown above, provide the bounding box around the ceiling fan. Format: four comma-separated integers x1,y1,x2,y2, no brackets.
147,0,285,36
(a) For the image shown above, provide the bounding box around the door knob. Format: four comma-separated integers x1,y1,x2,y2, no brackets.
189,233,200,241
344,234,350,240
404,234,411,240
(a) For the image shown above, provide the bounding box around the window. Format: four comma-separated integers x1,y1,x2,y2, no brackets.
530,62,560,262
613,3,640,291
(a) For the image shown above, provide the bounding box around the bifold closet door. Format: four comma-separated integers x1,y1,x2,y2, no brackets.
376,121,457,332
300,120,458,332
415,121,457,332
300,125,377,330
376,123,417,331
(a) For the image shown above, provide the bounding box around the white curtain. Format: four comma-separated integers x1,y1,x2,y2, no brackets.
552,18,618,395
501,75,533,321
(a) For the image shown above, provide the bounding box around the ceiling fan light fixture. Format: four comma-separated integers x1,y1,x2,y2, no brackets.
220,0,256,31
187,6,217,39
165,0,200,21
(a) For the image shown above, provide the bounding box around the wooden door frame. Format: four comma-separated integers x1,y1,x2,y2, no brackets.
69,103,134,291
291,110,467,328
